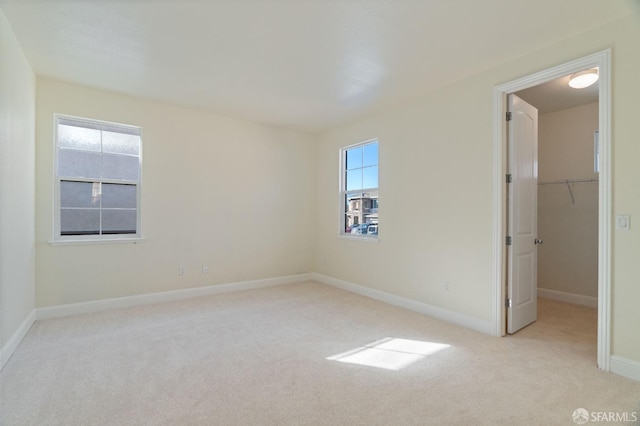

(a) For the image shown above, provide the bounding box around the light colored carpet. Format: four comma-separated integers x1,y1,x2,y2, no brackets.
1,281,638,425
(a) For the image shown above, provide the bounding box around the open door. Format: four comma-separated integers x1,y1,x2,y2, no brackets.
507,94,539,334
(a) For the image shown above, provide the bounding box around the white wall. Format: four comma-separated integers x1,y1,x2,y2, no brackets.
0,11,36,358
315,77,495,321
314,11,640,365
537,102,599,299
35,78,316,307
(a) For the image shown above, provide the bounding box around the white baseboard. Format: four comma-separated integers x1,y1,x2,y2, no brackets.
1,309,36,370
37,273,313,320
537,288,598,308
611,355,640,382
311,273,493,335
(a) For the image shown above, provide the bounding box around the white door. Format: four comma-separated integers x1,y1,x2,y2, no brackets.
507,94,539,334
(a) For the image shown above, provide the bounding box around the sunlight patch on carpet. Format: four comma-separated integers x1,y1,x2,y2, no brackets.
326,337,450,371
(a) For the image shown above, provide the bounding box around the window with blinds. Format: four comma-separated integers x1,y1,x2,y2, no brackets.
54,115,142,241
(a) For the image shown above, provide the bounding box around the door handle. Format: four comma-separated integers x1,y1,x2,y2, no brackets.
534,238,544,245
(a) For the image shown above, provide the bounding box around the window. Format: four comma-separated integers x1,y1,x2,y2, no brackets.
54,115,142,241
340,139,378,237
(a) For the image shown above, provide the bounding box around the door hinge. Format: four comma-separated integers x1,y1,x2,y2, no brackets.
506,236,512,246
506,111,512,121
505,298,512,308
506,173,512,183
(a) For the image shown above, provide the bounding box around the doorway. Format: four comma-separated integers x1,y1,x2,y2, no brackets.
492,50,612,371
516,80,599,314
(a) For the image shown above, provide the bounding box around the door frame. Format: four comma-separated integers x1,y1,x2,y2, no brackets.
492,49,611,370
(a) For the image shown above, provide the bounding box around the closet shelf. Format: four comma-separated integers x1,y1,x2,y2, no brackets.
538,178,599,186
538,178,598,204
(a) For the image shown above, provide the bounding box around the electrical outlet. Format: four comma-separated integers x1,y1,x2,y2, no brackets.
178,267,185,276
202,266,208,274
444,281,451,292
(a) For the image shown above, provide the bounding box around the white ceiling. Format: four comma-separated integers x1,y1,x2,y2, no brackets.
1,0,637,132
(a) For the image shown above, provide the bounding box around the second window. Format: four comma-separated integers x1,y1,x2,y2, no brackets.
341,139,378,237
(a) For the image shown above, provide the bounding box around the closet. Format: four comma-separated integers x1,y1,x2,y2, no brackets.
536,102,599,306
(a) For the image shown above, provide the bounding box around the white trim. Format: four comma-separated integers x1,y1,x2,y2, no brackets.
340,137,379,152
0,310,36,370
538,288,598,308
492,50,612,371
312,273,493,335
37,273,312,320
48,237,146,246
337,235,379,243
492,85,507,338
610,356,640,382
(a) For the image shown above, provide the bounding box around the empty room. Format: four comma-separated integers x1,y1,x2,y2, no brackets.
1,1,640,424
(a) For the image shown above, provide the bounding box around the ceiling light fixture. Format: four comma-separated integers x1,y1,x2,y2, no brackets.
568,68,599,89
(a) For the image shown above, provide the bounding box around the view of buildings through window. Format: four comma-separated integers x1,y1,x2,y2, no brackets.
342,140,378,236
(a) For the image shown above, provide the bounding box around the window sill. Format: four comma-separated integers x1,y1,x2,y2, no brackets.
48,237,146,246
338,234,379,243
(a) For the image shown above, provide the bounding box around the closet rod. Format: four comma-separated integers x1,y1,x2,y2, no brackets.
538,178,599,186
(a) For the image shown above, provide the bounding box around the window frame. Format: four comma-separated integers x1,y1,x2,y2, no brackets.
52,114,143,244
339,138,379,240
